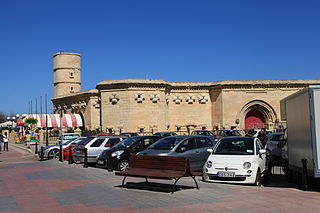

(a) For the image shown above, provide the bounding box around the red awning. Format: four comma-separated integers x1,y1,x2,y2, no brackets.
18,114,83,128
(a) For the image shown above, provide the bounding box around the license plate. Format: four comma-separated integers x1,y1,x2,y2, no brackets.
218,172,236,178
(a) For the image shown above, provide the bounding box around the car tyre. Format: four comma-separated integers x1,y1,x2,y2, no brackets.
255,169,262,186
118,160,129,171
48,149,60,159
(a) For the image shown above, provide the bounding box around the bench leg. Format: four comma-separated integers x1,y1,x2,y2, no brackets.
121,176,127,187
172,178,181,193
191,176,199,189
145,177,148,183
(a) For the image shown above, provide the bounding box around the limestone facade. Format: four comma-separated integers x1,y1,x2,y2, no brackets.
51,52,320,133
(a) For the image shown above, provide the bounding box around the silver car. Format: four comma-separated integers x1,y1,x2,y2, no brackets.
138,135,215,171
73,136,126,163
41,137,88,159
266,133,285,152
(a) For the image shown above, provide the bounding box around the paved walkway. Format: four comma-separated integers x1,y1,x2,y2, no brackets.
0,142,320,213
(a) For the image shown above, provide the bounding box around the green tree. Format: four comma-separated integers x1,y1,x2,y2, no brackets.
0,112,7,123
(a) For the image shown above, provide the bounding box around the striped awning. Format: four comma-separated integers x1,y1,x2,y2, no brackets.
18,114,83,128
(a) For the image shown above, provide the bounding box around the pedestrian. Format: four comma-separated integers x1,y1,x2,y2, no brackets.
3,132,8,151
257,128,268,147
0,134,3,153
245,129,254,137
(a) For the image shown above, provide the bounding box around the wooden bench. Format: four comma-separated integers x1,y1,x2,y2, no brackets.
115,155,202,193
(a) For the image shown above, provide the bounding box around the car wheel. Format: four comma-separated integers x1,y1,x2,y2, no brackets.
48,149,60,159
255,169,262,186
118,160,129,171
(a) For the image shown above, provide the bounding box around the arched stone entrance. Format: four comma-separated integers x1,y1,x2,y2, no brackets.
245,109,265,129
238,100,277,130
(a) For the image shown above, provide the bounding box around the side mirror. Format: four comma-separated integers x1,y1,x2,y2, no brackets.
207,148,213,154
259,149,266,155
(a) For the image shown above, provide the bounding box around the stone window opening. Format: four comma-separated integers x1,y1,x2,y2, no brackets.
135,93,145,103
70,87,74,93
70,72,74,79
139,128,144,133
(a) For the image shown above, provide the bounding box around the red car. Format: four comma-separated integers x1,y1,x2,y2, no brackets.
63,137,94,161
63,144,76,161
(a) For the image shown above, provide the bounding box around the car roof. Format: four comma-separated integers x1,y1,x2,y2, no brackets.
94,135,126,139
219,136,255,140
163,135,211,139
155,131,175,133
129,135,163,139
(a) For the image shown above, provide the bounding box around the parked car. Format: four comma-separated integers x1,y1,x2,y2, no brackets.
63,137,94,161
73,136,126,163
203,136,267,186
139,135,216,171
41,137,89,159
191,130,213,136
216,130,241,140
57,133,81,144
96,135,163,171
120,132,139,137
153,132,177,137
191,130,217,142
266,133,285,152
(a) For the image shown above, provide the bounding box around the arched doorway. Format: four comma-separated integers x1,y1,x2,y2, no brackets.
245,109,265,129
237,100,277,130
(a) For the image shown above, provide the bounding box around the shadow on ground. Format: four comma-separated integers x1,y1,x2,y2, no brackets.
115,181,197,193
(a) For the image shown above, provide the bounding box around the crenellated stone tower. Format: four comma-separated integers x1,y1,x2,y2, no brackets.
53,52,81,98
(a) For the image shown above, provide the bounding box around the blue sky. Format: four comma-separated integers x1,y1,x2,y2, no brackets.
0,0,319,114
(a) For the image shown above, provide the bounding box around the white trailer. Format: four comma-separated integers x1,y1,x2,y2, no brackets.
280,86,320,184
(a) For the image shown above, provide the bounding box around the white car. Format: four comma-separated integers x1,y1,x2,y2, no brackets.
203,137,267,186
73,136,126,163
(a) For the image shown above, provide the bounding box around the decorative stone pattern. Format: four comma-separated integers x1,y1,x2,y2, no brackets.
135,93,145,103
150,93,160,103
71,101,87,109
198,94,208,104
186,94,195,104
109,94,119,104
173,94,183,104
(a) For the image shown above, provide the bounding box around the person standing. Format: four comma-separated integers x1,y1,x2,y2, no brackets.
0,134,3,153
3,132,8,151
258,128,268,147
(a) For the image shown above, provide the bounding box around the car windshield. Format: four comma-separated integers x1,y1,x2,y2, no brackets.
113,137,138,148
148,137,183,150
77,137,94,146
192,131,212,136
63,138,77,145
63,134,80,140
218,130,241,137
214,138,254,155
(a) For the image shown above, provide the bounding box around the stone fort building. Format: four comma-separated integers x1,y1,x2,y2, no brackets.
52,52,320,134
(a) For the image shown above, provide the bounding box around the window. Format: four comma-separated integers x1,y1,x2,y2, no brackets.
70,87,74,93
70,72,74,79
142,138,152,147
196,138,213,148
177,138,197,151
90,139,105,147
106,138,121,147
214,138,254,155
